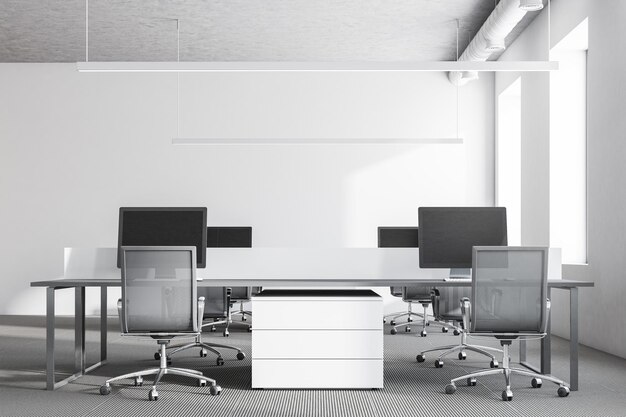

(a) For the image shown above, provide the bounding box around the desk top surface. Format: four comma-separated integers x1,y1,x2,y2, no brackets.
31,247,594,289
31,278,594,289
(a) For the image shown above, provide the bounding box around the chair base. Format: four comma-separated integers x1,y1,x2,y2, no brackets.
389,303,453,337
208,305,253,336
445,342,570,401
416,329,502,366
161,332,246,364
102,341,222,400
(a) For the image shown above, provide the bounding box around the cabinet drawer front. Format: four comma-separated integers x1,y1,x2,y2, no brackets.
252,359,383,389
252,330,382,359
252,299,383,330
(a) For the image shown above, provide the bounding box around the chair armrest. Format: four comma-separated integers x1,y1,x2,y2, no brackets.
460,297,471,331
116,299,123,333
197,296,205,330
431,288,440,319
541,298,551,334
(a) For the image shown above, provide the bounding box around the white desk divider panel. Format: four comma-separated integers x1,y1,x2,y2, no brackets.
252,289,384,389
64,248,119,279
548,248,563,280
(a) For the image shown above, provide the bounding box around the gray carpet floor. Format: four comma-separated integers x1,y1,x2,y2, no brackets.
1,315,625,416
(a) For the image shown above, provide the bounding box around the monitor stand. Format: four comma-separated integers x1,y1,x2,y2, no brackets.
446,268,471,280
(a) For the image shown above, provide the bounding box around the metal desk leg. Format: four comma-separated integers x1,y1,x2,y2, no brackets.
100,286,107,362
541,287,552,375
570,287,579,391
75,287,86,374
46,288,56,391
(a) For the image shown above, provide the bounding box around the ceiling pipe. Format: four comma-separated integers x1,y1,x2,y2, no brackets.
449,0,543,85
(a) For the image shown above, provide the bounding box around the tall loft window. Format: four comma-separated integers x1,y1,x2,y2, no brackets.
550,18,588,264
497,77,522,245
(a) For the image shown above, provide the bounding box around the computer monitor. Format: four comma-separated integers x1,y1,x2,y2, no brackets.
207,227,252,248
117,207,207,268
418,207,507,273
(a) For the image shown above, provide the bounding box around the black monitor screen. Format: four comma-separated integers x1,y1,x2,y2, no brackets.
418,207,507,268
117,207,207,268
207,227,252,248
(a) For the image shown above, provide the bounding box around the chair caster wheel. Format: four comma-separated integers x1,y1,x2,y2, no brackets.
445,384,456,394
216,357,224,366
490,360,499,368
404,327,411,333
223,330,229,337
453,329,460,336
441,327,448,333
458,351,467,360
242,316,247,322
247,326,252,332
154,352,161,360
236,352,246,360
407,317,413,322
420,330,427,337
134,376,143,386
502,389,513,401
416,354,425,363
435,359,444,368
531,377,542,388
210,327,217,332
383,319,386,324
426,321,430,326
557,386,570,397
390,320,396,326
467,377,477,386
210,385,222,396
99,385,111,395
390,328,397,335
200,349,208,358
149,389,159,401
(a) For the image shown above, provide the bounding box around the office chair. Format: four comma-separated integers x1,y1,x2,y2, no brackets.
383,286,417,325
207,227,256,336
379,227,438,334
389,286,448,337
416,285,501,367
158,286,246,365
100,246,222,401
445,247,570,401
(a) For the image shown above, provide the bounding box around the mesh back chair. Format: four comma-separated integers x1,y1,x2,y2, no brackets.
445,247,570,401
100,247,222,401
382,286,409,324
389,286,448,337
159,286,246,365
379,227,441,335
207,227,256,335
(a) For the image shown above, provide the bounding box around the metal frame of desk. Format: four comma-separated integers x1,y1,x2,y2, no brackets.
30,278,592,391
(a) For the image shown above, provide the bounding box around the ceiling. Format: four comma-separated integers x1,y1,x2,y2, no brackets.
0,0,542,63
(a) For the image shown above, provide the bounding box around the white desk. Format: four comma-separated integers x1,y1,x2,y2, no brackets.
32,247,593,390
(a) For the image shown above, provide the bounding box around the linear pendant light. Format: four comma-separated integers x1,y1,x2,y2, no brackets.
171,137,464,145
76,60,557,73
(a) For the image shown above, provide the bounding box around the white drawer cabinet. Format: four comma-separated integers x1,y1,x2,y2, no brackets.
251,289,383,389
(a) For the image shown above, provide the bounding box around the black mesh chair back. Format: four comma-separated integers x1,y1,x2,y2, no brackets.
402,286,433,303
201,287,229,318
434,286,471,321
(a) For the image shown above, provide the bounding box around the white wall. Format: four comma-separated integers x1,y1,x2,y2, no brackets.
0,64,494,315
496,0,626,358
